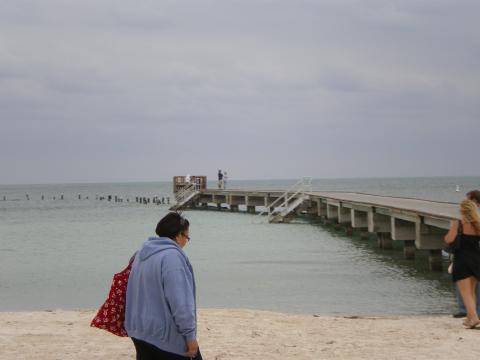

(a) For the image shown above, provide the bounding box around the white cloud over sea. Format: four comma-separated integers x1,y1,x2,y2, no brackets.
0,0,479,183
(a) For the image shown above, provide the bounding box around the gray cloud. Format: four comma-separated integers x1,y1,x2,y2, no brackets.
0,0,479,184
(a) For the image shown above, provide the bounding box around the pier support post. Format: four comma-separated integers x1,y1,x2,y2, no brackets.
316,199,327,217
338,204,351,224
429,250,443,272
351,208,368,227
247,205,256,214
343,225,353,236
303,200,317,215
403,240,416,260
368,211,390,230
323,218,335,226
217,204,222,211
415,223,447,251
326,203,339,222
360,231,370,240
230,204,239,212
377,232,393,249
334,223,343,231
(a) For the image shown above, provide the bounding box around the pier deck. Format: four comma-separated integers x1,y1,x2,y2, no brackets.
307,191,459,220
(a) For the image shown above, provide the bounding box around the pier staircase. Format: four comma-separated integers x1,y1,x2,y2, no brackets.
169,182,200,211
256,177,312,223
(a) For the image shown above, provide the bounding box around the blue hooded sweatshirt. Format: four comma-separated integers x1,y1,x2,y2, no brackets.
125,237,196,355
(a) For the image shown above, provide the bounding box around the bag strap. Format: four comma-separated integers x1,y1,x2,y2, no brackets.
457,220,463,235
129,251,137,265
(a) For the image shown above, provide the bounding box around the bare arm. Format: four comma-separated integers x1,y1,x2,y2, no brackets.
444,221,459,243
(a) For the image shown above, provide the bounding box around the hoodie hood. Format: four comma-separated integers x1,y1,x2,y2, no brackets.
139,237,184,261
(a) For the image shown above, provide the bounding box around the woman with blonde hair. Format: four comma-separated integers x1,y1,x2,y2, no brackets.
445,199,480,328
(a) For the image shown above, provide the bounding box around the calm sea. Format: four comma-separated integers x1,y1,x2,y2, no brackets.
0,177,479,314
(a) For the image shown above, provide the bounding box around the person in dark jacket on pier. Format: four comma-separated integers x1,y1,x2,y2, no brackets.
217,169,223,189
125,212,202,359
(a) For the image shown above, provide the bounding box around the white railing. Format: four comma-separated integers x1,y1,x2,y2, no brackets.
175,179,201,206
255,177,312,222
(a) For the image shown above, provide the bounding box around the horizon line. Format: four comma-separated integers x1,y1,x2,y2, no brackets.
0,174,479,187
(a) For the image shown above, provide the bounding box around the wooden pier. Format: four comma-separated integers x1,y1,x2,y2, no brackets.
174,187,460,272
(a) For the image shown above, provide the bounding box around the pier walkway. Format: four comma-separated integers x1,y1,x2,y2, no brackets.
308,191,458,220
175,187,460,272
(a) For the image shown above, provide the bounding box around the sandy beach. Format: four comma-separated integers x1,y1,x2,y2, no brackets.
1,309,479,360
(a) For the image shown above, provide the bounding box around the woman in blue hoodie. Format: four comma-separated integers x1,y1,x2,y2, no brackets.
125,212,201,359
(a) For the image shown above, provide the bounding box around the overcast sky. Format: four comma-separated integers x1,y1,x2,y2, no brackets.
1,0,479,184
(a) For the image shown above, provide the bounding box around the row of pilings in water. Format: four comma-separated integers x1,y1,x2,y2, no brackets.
1,194,171,205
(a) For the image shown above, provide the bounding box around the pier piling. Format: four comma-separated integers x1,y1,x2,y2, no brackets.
403,240,416,260
429,250,443,272
377,232,393,249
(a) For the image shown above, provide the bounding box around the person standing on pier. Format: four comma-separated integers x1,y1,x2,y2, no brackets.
445,199,480,328
223,171,228,190
217,169,223,189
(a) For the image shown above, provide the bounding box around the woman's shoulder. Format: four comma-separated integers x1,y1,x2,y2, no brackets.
461,220,480,236
162,247,189,266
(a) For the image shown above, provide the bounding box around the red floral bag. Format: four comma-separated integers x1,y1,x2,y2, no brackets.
91,254,136,337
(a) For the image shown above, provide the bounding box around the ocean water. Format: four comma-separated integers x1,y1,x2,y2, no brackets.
0,177,479,314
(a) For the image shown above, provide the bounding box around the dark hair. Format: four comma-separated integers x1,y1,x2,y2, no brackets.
155,212,189,240
466,190,480,204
